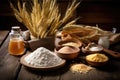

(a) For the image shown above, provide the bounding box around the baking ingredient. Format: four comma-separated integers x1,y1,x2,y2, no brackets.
25,47,62,67
86,53,108,62
9,39,25,55
89,46,103,51
58,46,75,53
70,63,93,73
8,26,25,55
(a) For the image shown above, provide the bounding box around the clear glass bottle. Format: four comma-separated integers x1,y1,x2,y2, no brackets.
8,26,25,55
98,36,110,49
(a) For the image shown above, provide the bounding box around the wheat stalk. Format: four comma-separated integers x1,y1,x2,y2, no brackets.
10,0,80,39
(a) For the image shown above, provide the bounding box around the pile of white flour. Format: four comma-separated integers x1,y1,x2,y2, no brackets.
25,47,62,67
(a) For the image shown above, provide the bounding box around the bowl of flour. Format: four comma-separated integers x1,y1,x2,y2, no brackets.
20,47,66,71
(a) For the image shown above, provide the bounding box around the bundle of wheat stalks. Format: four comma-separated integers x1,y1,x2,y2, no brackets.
10,0,80,38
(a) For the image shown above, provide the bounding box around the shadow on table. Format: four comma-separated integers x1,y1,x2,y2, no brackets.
23,62,70,76
96,59,120,72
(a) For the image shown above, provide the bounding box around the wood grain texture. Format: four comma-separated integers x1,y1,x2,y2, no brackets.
0,0,120,32
0,31,9,47
0,31,120,80
0,34,23,80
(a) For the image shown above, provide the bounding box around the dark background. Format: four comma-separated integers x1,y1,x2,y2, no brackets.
0,0,120,32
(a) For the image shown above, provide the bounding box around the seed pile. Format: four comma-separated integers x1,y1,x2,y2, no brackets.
70,63,93,73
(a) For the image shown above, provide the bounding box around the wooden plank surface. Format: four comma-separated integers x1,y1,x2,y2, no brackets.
0,31,9,47
18,55,120,80
60,60,120,80
18,51,61,80
0,31,120,80
0,35,25,80
18,46,120,80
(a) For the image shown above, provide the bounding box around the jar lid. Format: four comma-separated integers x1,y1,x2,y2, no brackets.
12,26,20,31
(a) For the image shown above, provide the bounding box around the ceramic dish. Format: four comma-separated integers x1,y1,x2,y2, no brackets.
20,53,66,71
82,43,103,54
82,46,103,54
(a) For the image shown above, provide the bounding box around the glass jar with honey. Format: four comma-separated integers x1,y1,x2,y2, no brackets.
8,26,25,56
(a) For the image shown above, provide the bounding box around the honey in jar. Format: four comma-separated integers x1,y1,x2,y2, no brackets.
8,26,25,55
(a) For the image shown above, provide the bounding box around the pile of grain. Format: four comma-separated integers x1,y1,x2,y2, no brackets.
70,63,93,73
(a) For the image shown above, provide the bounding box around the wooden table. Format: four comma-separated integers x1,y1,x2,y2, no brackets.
0,30,120,80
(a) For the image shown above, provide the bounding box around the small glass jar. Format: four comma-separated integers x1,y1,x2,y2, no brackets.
98,36,110,49
8,26,25,55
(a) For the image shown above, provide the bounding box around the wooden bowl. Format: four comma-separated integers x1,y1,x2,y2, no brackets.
86,60,108,67
55,46,80,60
20,53,66,71
86,53,109,67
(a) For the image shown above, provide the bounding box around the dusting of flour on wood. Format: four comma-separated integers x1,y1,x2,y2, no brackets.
25,47,62,67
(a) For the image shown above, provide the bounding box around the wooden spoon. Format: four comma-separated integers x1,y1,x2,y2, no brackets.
103,48,120,58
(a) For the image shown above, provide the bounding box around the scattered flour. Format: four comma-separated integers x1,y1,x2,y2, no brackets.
25,47,62,67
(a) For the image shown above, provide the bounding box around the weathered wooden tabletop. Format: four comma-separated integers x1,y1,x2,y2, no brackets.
0,30,120,80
